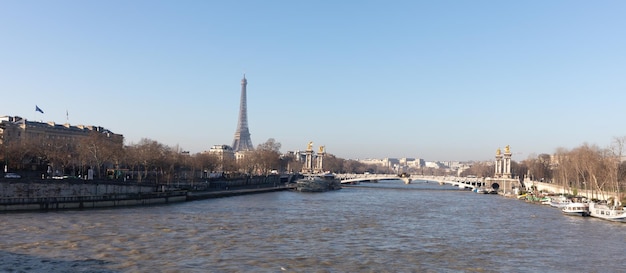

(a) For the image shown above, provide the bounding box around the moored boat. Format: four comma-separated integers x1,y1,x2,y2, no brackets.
295,173,341,192
549,196,572,208
561,202,590,217
588,202,626,222
474,187,486,194
485,188,497,194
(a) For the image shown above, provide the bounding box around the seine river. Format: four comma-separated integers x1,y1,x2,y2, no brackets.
1,181,624,272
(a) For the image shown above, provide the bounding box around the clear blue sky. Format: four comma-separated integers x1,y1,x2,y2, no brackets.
1,1,625,161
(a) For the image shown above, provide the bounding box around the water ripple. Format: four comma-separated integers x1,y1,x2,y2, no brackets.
0,182,624,272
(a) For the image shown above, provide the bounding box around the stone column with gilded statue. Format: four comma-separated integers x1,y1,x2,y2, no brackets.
495,148,503,178
302,141,314,174
503,145,512,179
315,145,326,173
487,145,520,195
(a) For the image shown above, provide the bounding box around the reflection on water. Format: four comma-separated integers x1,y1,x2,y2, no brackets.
1,180,624,272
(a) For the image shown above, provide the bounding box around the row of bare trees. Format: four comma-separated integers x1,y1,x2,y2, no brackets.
1,133,266,182
1,132,122,178
460,138,626,197
548,140,626,198
1,134,387,183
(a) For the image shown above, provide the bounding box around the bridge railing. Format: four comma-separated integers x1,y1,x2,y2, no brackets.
336,173,404,181
335,174,488,189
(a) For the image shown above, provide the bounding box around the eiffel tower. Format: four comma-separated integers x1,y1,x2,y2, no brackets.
231,74,254,152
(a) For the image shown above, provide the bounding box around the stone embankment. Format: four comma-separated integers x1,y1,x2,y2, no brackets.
0,174,294,212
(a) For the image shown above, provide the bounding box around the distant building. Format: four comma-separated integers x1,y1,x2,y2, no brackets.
207,144,235,162
358,158,388,167
456,164,472,176
205,144,235,172
424,161,444,169
399,158,415,166
0,115,123,146
358,157,426,172
415,158,426,168
284,150,306,162
406,158,425,169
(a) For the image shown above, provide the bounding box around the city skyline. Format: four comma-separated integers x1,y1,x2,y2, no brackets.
2,1,625,161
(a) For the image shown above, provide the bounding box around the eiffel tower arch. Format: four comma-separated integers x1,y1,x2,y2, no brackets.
232,74,254,152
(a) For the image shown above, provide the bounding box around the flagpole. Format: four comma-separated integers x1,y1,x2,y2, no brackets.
35,105,44,122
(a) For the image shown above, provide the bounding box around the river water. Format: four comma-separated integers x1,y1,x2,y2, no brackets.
1,180,624,272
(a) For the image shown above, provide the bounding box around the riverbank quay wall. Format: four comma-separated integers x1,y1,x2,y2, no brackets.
0,175,292,211
0,179,186,211
187,185,294,200
178,174,292,201
0,191,188,211
174,174,287,192
0,179,158,198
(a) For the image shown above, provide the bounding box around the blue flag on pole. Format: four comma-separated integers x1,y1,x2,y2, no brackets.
35,105,44,113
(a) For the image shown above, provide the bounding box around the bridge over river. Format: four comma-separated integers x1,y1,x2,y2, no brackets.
336,174,486,190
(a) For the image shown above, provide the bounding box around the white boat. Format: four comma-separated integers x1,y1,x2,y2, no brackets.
473,187,486,194
549,196,572,208
588,202,626,222
295,173,341,192
561,202,589,217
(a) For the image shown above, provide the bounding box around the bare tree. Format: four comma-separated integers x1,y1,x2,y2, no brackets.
162,145,182,184
2,137,38,171
460,161,493,178
552,147,571,189
576,144,608,198
609,137,626,198
237,151,256,175
523,153,552,182
222,156,238,173
278,153,300,173
191,152,219,180
253,138,282,174
257,138,281,152
41,137,77,176
322,155,344,173
77,131,123,179
126,138,167,183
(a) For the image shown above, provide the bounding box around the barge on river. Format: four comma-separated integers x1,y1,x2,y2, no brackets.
295,173,341,192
